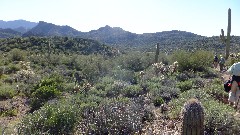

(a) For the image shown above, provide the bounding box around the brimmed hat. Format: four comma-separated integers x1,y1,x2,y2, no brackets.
227,62,240,76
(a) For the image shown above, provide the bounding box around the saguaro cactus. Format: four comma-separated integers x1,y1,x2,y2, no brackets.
155,43,160,63
220,8,231,60
182,98,204,135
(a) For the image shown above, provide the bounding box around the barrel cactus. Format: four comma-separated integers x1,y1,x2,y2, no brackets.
182,98,204,135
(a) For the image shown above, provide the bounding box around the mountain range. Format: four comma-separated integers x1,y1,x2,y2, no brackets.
0,20,37,33
0,20,239,51
0,20,203,46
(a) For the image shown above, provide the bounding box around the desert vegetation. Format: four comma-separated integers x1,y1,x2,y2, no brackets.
0,36,240,135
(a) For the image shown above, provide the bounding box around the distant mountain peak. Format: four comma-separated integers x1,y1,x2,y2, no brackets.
22,21,82,37
0,20,37,29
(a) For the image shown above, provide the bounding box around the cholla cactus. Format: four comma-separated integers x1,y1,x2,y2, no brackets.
152,61,179,76
152,62,168,76
169,61,179,74
14,61,35,83
73,85,81,93
182,98,204,135
82,83,91,93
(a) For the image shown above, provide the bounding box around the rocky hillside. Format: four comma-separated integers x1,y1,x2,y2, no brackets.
22,21,82,37
0,20,37,33
0,28,21,38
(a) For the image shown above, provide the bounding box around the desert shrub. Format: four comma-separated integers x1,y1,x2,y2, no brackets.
2,76,14,84
0,66,4,77
153,97,164,106
140,52,155,68
0,108,17,117
73,54,112,83
204,100,240,134
105,80,129,97
147,82,180,103
116,52,145,72
30,75,63,112
160,77,177,87
76,97,144,134
5,63,20,74
0,85,17,99
110,68,136,83
88,87,107,98
176,80,193,92
17,101,80,135
8,48,26,62
168,89,240,134
205,78,228,97
199,67,218,78
206,82,228,99
30,85,61,112
95,76,115,91
176,70,200,81
191,77,205,88
172,50,213,72
63,82,76,93
122,84,143,98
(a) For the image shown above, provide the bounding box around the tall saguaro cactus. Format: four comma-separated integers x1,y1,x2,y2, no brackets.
182,98,204,135
220,8,231,60
155,43,160,63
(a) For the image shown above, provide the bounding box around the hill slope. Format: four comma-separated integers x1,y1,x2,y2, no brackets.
0,36,116,56
0,28,21,38
0,20,37,33
23,21,83,37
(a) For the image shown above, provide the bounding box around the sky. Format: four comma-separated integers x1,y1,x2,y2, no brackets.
0,0,239,37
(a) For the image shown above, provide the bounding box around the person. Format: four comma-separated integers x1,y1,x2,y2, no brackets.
227,63,240,109
213,55,219,68
219,55,225,72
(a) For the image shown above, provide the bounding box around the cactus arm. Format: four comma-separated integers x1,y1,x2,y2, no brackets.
220,29,226,42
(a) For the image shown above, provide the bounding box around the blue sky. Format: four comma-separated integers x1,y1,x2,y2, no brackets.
1,0,239,37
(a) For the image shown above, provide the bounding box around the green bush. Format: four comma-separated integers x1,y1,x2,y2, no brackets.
116,52,145,72
5,64,20,74
153,97,164,106
172,50,213,72
122,85,143,98
191,77,205,89
0,108,17,117
0,85,17,99
176,80,193,92
8,48,26,62
105,81,129,97
30,75,63,112
17,101,80,135
30,85,61,112
147,81,180,102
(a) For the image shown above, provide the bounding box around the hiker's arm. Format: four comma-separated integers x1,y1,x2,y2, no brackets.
231,81,238,93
